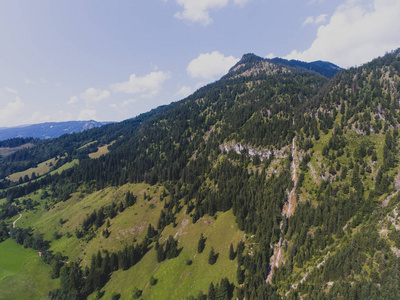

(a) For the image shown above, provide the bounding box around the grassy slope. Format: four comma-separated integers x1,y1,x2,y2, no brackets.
0,239,59,300
0,143,33,157
18,183,160,262
12,181,244,299
88,141,115,159
97,209,244,300
6,157,58,182
49,159,79,176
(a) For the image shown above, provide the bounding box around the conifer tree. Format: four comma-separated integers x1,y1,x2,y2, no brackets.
208,247,217,265
197,233,206,254
229,243,235,260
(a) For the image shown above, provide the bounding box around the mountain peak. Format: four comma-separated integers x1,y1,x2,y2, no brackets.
228,53,342,79
227,53,282,78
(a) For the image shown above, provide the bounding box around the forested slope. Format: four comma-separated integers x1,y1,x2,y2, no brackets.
1,49,400,299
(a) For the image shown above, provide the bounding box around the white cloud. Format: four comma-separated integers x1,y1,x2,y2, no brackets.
111,71,170,98
67,96,79,105
4,87,18,94
28,110,73,124
233,0,250,6
81,88,110,105
121,99,137,107
67,88,110,106
187,51,239,80
302,14,328,26
0,88,25,126
286,0,400,68
174,0,250,26
308,0,326,4
114,99,136,110
109,99,137,114
175,86,192,98
78,109,97,121
24,78,48,85
25,79,35,85
265,53,276,59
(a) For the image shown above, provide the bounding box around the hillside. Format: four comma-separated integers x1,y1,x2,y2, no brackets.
1,49,400,299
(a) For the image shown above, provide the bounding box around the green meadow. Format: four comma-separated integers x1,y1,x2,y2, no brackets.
0,238,59,300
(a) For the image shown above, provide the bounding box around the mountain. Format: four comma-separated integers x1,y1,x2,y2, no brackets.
0,120,111,141
1,50,400,299
269,57,343,78
227,53,342,79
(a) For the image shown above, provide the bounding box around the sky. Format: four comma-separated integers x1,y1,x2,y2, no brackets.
0,0,399,127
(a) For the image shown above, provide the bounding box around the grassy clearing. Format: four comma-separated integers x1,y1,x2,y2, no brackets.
7,157,58,182
0,143,33,157
52,183,165,264
97,209,244,299
0,239,59,299
49,159,79,176
78,140,97,150
89,141,115,159
5,156,77,185
17,183,162,263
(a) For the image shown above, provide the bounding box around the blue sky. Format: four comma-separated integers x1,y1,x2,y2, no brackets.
0,0,399,127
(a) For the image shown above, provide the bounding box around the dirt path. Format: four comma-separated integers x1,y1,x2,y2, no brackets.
266,137,298,284
13,211,22,228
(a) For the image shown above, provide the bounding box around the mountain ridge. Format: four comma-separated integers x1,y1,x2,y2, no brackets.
0,120,112,141
228,53,343,79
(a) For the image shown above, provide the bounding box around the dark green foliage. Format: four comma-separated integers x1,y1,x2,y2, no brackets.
155,235,180,263
208,282,216,300
229,243,236,260
197,233,206,254
208,247,218,265
147,223,158,239
149,275,157,286
237,266,245,284
111,292,121,300
132,287,142,299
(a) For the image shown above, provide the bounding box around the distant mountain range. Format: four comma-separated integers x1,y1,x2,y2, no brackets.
0,120,111,141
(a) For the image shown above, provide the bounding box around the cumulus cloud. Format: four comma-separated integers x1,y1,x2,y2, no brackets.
302,14,328,26
187,51,239,81
110,99,137,110
68,88,110,106
25,79,35,85
78,109,97,121
175,86,192,99
0,88,25,126
81,88,110,105
111,71,170,98
121,99,137,107
286,0,400,68
174,0,250,26
28,110,74,124
308,0,325,4
67,96,79,105
4,87,18,94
